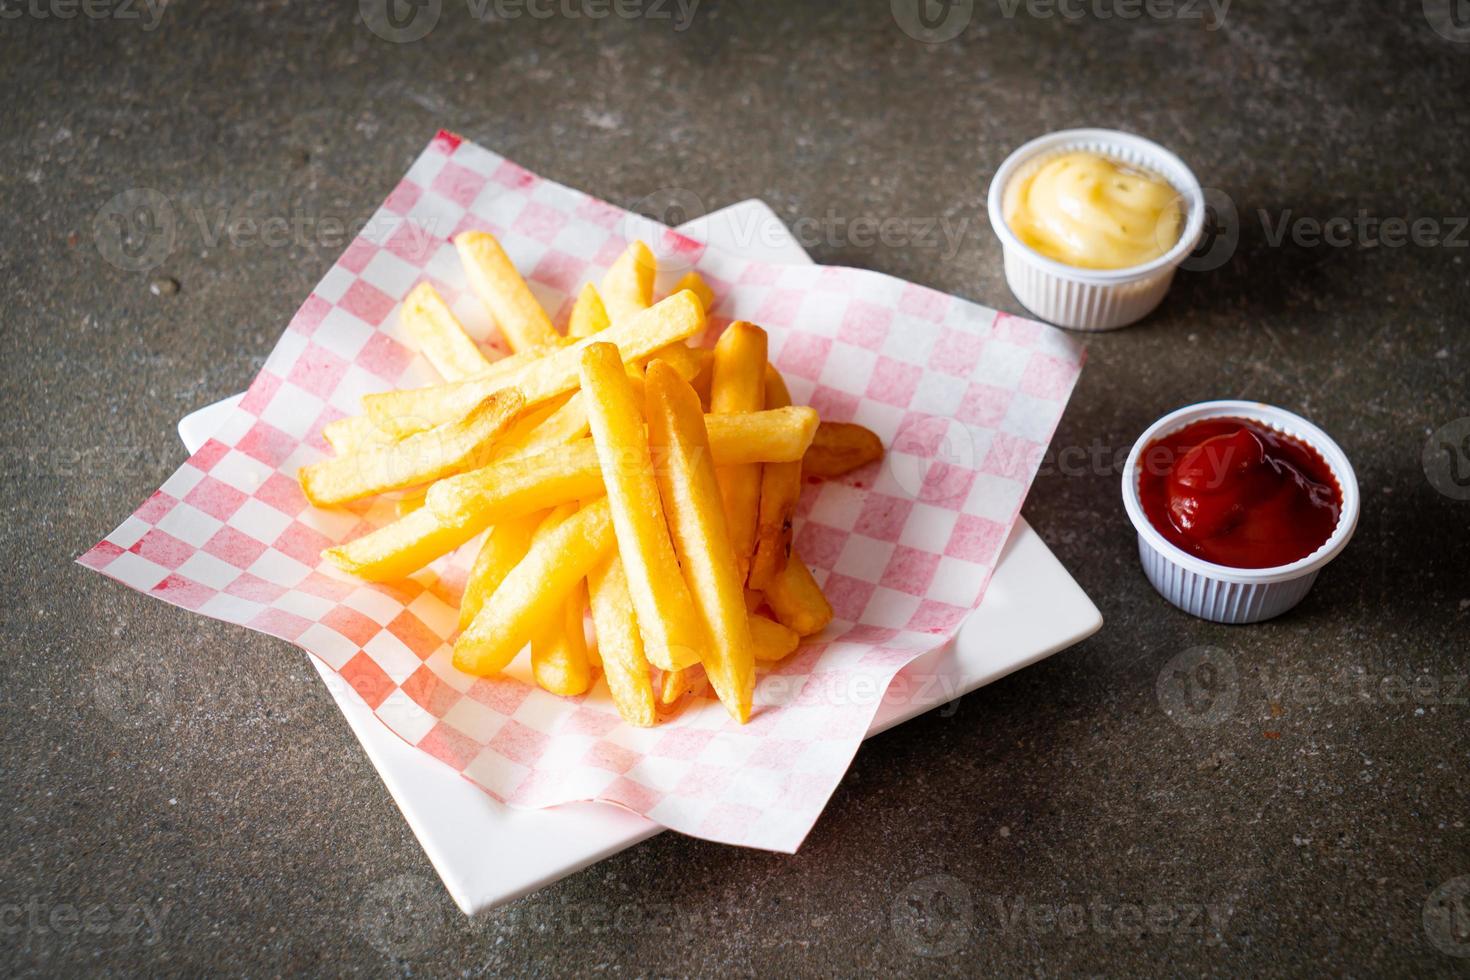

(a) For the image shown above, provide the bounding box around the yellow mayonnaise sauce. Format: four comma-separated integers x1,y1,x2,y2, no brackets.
1003,151,1183,270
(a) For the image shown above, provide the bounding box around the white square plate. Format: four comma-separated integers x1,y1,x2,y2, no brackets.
178,200,1102,915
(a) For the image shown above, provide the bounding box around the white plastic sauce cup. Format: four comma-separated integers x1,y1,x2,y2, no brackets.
988,128,1206,331
1120,400,1360,624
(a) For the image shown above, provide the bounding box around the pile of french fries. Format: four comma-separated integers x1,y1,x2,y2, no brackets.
299,232,883,725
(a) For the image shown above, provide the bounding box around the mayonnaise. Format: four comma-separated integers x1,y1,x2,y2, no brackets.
1003,151,1182,270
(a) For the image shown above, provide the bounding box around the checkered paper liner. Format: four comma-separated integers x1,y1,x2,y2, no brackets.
79,131,1083,852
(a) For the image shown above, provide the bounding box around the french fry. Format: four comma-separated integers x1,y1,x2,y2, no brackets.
659,614,785,682
691,359,713,412
458,511,541,630
454,498,615,676
364,291,704,437
802,421,885,480
747,367,801,591
492,343,705,462
599,241,655,324
492,393,574,455
709,322,768,583
703,406,819,464
499,392,590,460
322,505,482,582
671,270,715,312
533,578,593,696
428,407,818,540
657,668,683,704
657,664,706,705
454,231,559,352
568,283,610,338
334,341,572,446
400,281,491,381
643,342,709,384
323,415,392,455
580,342,705,672
763,553,833,637
329,442,603,580
328,406,819,583
529,505,594,697
299,388,524,507
645,361,756,723
427,438,604,532
749,612,799,662
396,487,427,518
587,553,657,726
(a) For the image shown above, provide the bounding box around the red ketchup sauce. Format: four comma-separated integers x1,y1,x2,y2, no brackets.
1138,417,1342,569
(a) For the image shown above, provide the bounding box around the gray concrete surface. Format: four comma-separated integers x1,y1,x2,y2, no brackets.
3,0,1468,975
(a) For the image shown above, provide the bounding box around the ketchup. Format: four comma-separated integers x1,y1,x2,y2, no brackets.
1138,417,1342,569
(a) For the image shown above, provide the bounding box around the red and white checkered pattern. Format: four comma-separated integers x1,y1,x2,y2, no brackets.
79,131,1084,852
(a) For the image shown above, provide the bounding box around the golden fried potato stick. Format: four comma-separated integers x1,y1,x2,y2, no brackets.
323,415,392,455
528,505,594,696
454,497,615,676
657,664,706,706
323,505,481,582
429,407,817,536
600,241,655,324
689,337,715,410
703,406,819,464
643,342,709,385
747,366,801,591
396,487,427,518
327,442,602,581
581,343,705,672
427,438,603,523
710,322,768,583
400,281,492,381
364,291,704,437
749,612,799,662
499,392,591,460
329,341,572,449
458,511,542,630
568,283,611,338
671,270,715,312
491,393,573,455
497,346,705,463
665,613,794,699
327,408,819,582
802,421,885,480
299,388,524,507
763,553,833,637
454,231,560,352
587,553,657,727
645,361,755,723
533,578,593,696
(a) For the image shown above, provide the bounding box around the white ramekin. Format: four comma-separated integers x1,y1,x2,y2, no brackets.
1120,400,1360,624
987,128,1206,331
